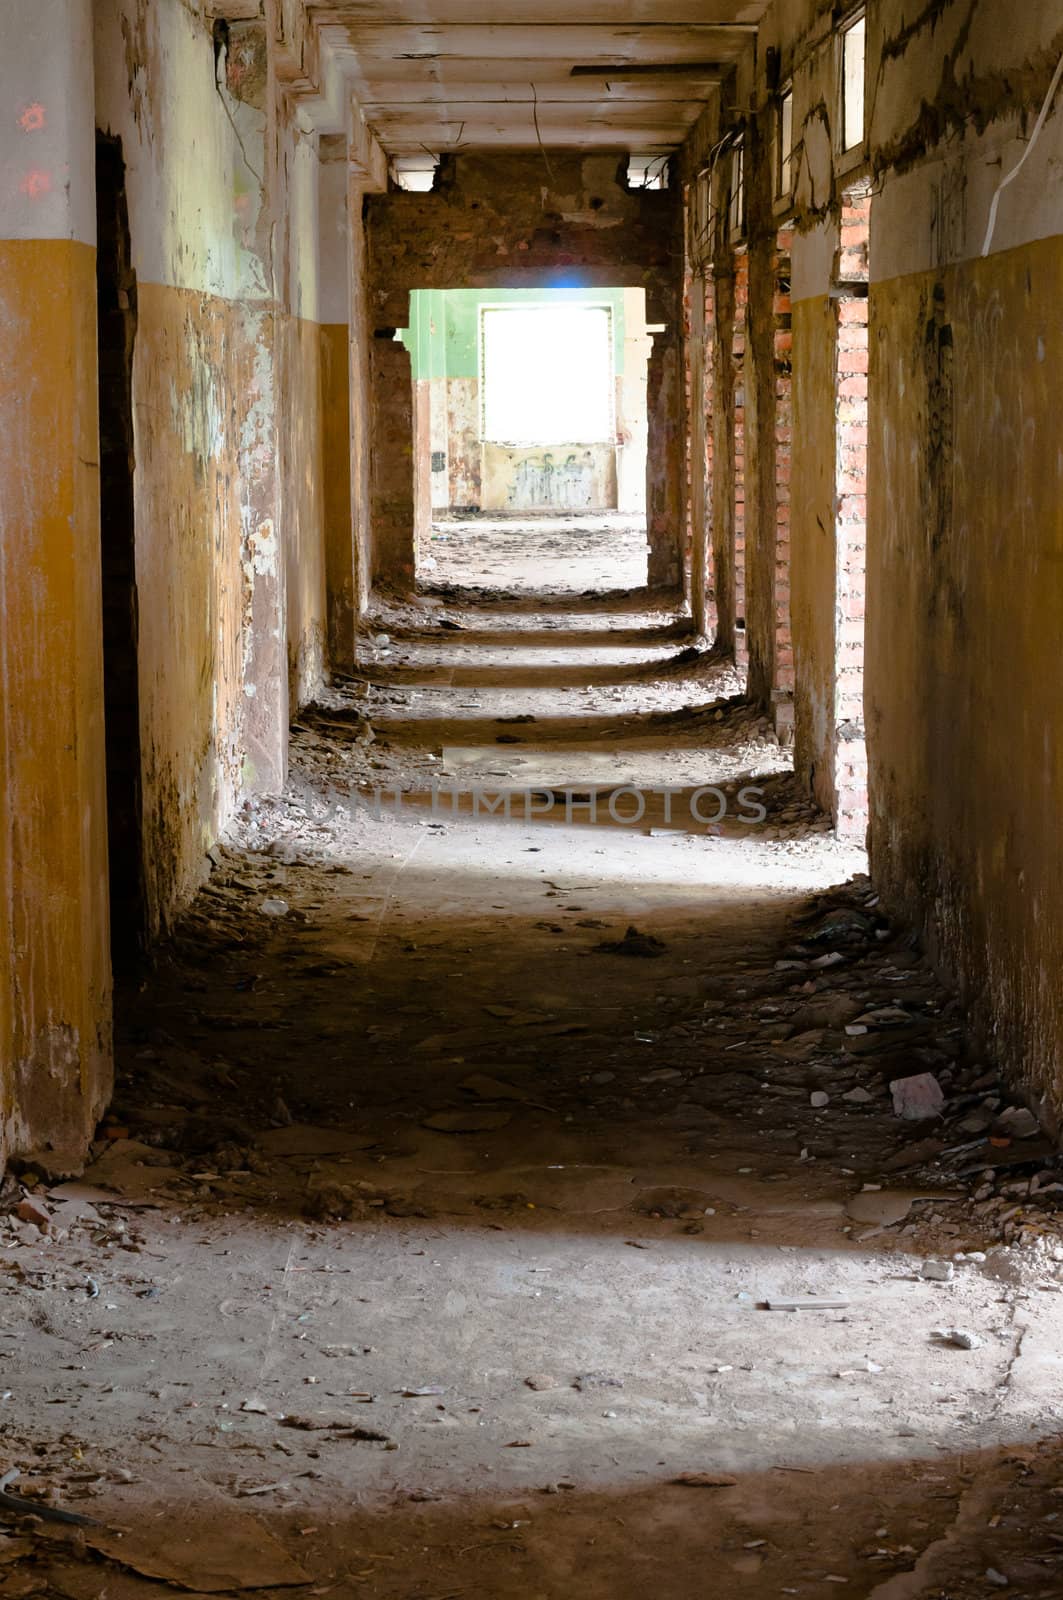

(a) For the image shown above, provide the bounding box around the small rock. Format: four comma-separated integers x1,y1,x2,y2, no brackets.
921,1260,954,1282
260,898,290,918
842,1087,874,1104
594,926,667,959
985,1570,1009,1588
993,1106,1039,1140
16,1196,53,1230
524,1375,562,1391
267,839,298,865
890,1073,945,1121
810,1091,830,1109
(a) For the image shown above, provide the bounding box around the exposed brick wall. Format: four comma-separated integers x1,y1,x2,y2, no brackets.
833,192,871,840
773,230,795,698
647,331,684,590
364,154,684,590
710,264,736,653
370,337,416,590
702,276,719,639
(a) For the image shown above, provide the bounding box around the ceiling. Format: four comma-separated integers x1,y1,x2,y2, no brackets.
312,3,771,154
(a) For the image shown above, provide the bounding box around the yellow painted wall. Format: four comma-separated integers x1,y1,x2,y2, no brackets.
0,240,112,1159
868,236,1063,1121
134,283,248,936
790,293,838,815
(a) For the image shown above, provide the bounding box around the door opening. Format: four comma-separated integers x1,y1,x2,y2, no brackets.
95,131,146,971
402,287,651,593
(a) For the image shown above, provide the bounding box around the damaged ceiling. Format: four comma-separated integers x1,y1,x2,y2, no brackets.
311,2,771,153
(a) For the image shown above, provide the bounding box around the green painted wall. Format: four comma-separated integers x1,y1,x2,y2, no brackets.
402,287,628,380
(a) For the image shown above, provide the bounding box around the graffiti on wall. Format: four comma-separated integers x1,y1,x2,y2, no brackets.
509,450,596,510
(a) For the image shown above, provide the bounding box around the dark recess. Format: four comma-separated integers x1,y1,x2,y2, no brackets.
95,130,147,973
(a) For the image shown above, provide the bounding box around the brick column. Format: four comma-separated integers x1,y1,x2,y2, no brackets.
771,230,796,737
646,331,684,591
370,336,417,590
833,191,871,839
688,273,711,636
710,265,736,653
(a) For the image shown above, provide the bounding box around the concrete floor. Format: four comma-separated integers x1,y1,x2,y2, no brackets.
422,512,650,593
3,543,1063,1597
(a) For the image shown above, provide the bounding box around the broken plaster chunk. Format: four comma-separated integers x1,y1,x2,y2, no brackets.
765,1296,850,1312
890,1072,945,1121
932,1327,983,1350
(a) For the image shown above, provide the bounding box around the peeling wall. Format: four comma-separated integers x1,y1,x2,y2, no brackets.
319,140,354,669
0,1,112,1165
482,445,617,514
93,0,339,937
863,1,1063,1121
690,0,1063,1120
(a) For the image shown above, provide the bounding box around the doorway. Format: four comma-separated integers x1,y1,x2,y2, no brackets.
95,131,146,970
403,287,651,592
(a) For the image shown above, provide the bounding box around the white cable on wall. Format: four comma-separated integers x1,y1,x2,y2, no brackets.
981,49,1063,257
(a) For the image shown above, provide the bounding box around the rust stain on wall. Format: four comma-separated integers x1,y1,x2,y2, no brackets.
0,240,112,1163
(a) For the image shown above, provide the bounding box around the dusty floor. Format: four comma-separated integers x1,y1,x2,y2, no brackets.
421,512,650,594
4,537,1063,1598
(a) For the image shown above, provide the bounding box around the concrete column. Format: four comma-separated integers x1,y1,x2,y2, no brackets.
319,141,355,668
228,19,288,796
348,176,374,615
646,331,683,591
0,0,112,1163
370,336,417,590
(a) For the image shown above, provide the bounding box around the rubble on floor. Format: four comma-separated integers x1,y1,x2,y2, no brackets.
2,590,1061,1597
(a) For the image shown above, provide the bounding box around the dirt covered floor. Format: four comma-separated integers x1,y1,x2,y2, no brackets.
421,512,650,593
4,580,1063,1599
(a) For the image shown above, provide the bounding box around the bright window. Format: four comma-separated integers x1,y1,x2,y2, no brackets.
729,139,745,238
628,155,670,190
778,89,794,196
481,305,614,444
841,15,866,153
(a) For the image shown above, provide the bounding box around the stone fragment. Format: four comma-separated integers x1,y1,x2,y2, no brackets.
890,1073,945,1121
993,1106,1039,1140
810,1091,830,1109
842,1087,873,1104
15,1196,51,1230
921,1259,954,1282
